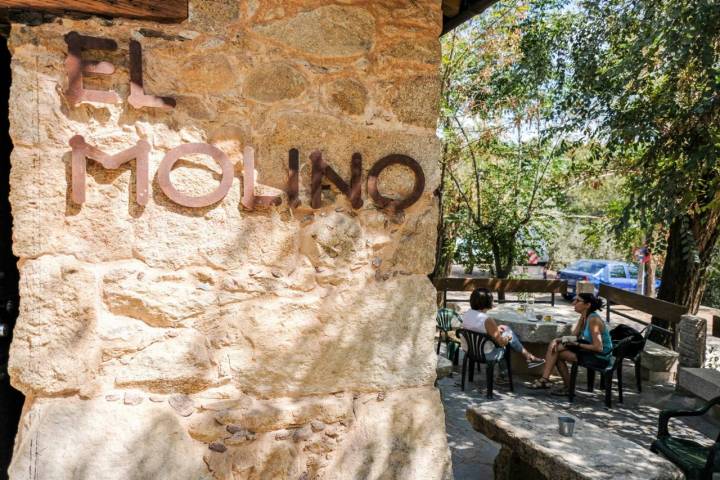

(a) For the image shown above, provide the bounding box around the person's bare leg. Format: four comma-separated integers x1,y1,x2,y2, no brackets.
556,351,577,386
540,341,560,380
521,347,543,362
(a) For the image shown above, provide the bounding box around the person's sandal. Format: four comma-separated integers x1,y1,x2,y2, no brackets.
528,377,551,389
527,359,546,369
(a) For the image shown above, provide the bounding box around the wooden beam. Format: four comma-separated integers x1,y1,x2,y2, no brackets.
598,284,688,324
434,277,567,294
442,0,499,36
0,0,187,22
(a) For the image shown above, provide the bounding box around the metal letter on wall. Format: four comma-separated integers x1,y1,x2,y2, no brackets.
240,146,282,210
309,151,363,209
128,40,176,110
64,32,121,105
158,143,234,208
69,135,150,205
367,154,425,212
287,148,300,208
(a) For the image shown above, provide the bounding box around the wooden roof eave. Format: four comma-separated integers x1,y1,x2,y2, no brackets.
441,0,500,36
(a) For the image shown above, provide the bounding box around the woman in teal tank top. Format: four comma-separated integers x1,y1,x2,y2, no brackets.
529,293,613,393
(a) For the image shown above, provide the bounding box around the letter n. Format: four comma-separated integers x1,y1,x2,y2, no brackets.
310,151,363,209
69,135,150,205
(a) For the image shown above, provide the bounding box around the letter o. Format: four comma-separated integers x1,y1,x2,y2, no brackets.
158,143,234,208
367,154,425,211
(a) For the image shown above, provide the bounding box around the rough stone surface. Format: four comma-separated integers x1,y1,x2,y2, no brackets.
641,340,679,373
244,62,307,103
324,78,368,115
253,5,375,58
677,367,720,401
467,398,684,480
705,338,720,370
678,314,707,368
8,256,101,397
7,0,449,478
9,397,208,480
169,394,195,417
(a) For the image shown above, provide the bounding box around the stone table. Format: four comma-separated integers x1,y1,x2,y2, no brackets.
466,398,684,480
488,304,576,375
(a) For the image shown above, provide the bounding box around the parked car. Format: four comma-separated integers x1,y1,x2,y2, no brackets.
557,259,661,299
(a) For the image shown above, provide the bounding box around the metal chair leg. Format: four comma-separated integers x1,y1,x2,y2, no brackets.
569,363,578,403
461,354,468,391
505,353,514,392
486,362,494,399
587,368,595,392
617,361,624,403
603,371,612,408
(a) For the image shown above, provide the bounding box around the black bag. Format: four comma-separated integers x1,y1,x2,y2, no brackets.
609,324,645,358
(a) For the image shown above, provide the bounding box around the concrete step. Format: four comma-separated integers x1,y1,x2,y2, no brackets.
677,367,720,401
436,355,453,380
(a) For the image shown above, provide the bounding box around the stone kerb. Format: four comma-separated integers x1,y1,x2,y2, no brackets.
6,1,451,479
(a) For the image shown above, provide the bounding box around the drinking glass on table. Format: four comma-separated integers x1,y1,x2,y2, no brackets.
526,294,535,320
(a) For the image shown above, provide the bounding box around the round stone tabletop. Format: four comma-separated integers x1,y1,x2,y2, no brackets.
488,304,576,343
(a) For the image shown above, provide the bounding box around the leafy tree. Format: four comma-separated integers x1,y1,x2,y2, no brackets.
435,2,580,281
506,0,720,317
568,0,719,315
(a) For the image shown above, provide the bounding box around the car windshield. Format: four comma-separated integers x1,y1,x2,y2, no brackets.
567,261,605,274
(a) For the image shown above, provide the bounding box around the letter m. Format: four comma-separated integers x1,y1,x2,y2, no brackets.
69,135,150,205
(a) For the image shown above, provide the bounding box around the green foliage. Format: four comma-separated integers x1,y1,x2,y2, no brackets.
535,0,720,260
702,249,720,309
438,1,583,277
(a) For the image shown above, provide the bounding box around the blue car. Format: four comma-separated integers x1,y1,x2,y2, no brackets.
558,259,661,299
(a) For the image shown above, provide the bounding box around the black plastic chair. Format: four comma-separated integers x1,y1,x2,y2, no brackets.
456,328,513,399
436,308,461,364
569,323,651,408
611,324,661,395
650,396,720,480
568,356,615,408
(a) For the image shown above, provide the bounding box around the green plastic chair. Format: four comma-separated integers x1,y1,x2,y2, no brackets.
650,395,720,480
436,308,461,364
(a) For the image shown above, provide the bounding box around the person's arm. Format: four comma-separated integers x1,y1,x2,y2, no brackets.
571,316,583,337
484,318,510,347
577,317,604,353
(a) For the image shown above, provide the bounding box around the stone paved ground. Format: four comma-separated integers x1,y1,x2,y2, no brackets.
437,350,720,480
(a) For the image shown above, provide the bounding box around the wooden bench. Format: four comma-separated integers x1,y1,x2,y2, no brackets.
599,284,685,383
435,277,568,307
467,398,683,480
599,284,688,348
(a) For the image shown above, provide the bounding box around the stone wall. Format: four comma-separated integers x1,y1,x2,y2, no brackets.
6,1,451,479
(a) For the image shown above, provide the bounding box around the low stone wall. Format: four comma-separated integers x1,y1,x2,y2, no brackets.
6,2,451,478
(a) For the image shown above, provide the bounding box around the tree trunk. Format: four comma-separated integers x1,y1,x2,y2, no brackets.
655,210,720,343
645,257,656,297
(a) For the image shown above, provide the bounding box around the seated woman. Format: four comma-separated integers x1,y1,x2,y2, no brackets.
529,293,613,393
460,287,545,369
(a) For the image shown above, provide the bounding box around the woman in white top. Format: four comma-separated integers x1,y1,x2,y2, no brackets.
460,288,545,368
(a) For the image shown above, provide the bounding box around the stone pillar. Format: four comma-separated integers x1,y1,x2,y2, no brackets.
5,2,451,479
677,314,707,368
576,281,595,294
